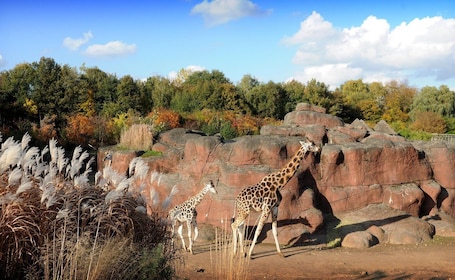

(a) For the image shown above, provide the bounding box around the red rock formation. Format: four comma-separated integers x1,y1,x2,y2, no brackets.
99,103,455,245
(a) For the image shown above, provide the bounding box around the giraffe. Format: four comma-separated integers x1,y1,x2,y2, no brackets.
169,180,217,254
231,138,320,258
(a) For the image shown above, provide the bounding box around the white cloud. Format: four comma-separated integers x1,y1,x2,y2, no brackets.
282,12,455,88
63,31,93,51
84,41,137,57
168,65,206,81
191,0,271,26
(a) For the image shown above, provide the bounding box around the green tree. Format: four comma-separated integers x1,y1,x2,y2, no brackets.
57,64,81,115
79,66,118,114
144,76,175,109
411,85,455,119
246,81,287,119
117,75,143,114
220,83,250,114
237,74,260,95
303,79,333,109
335,79,369,122
176,69,233,112
30,57,63,120
0,63,35,128
282,80,306,113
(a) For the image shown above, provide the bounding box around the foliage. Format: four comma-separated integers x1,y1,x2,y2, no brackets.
1,56,455,148
65,113,96,146
32,114,57,144
147,108,181,133
445,117,455,134
411,85,455,118
141,150,162,157
410,111,447,134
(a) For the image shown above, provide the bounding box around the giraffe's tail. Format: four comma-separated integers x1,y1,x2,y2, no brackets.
231,201,237,224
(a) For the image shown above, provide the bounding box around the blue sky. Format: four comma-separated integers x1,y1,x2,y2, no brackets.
1,0,455,89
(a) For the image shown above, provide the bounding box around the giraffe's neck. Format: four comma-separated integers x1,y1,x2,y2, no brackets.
271,147,306,188
186,187,210,208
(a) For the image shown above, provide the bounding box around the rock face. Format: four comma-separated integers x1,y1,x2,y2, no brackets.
99,103,455,247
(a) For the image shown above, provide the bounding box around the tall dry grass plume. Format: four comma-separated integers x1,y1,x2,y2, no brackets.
0,132,176,280
119,124,154,151
209,218,250,280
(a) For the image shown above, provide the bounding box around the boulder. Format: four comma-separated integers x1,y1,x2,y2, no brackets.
382,183,424,217
341,231,377,248
283,111,344,128
413,141,455,189
295,103,327,113
420,180,442,216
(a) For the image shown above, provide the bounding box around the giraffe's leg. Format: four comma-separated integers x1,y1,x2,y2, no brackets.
231,219,239,255
238,222,246,256
248,210,270,259
231,216,246,256
271,205,283,257
177,223,187,251
193,219,199,242
187,220,193,254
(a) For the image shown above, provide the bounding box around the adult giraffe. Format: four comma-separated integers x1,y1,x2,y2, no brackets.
231,138,320,258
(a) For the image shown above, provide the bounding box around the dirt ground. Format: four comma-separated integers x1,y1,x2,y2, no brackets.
175,236,455,280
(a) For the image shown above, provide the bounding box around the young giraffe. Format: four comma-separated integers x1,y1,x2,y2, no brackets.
169,180,217,254
231,138,320,258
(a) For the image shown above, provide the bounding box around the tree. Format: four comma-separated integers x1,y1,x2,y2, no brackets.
382,80,416,123
0,64,35,129
410,111,447,133
31,57,63,120
411,85,455,119
282,80,305,113
176,70,233,112
245,81,287,119
79,66,118,114
57,64,81,115
144,76,175,109
237,74,260,95
336,79,369,122
117,75,143,114
303,79,333,109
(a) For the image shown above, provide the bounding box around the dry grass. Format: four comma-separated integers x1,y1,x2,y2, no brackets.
209,219,250,280
0,132,175,280
119,124,154,150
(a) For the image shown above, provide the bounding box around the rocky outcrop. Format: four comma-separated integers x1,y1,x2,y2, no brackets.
99,103,455,247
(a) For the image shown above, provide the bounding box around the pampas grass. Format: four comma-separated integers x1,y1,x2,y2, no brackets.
0,132,175,280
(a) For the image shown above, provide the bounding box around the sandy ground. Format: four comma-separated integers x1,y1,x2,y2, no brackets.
174,236,455,280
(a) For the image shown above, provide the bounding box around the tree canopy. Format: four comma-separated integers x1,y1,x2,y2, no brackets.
1,56,454,147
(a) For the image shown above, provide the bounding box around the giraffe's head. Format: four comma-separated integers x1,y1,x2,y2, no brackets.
299,138,321,155
205,180,217,194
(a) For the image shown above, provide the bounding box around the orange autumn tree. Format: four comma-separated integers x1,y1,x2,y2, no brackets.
147,108,181,132
65,113,95,146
